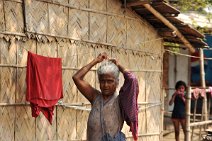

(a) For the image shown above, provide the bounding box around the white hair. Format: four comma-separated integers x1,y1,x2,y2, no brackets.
97,60,120,82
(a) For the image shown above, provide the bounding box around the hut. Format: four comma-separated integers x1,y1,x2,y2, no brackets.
0,0,207,141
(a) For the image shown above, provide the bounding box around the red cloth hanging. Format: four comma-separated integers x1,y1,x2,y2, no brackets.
26,51,63,124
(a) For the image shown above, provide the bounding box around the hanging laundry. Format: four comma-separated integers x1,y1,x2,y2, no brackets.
119,71,139,141
192,88,206,100
26,51,63,124
209,87,212,97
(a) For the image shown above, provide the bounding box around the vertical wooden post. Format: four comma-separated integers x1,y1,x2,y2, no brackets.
191,100,197,140
200,48,207,121
186,87,191,141
198,48,207,140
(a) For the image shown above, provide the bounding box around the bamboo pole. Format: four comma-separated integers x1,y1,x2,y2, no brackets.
190,121,212,127
0,64,162,72
186,86,191,141
200,48,208,121
142,4,196,53
199,48,208,140
191,100,197,140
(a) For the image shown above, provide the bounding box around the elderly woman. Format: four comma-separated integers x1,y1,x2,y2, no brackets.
72,53,138,141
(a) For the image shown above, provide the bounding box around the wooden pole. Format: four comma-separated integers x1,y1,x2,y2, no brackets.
191,100,197,140
190,120,212,127
186,86,191,141
200,48,208,121
142,4,196,53
199,48,207,140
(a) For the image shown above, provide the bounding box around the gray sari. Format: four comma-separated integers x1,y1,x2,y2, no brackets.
87,93,125,141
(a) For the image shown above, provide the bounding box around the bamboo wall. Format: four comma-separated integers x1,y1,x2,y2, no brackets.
0,0,164,140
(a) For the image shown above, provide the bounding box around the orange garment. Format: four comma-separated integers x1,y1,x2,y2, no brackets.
26,52,63,124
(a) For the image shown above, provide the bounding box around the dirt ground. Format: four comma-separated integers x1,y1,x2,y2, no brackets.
163,129,205,141
163,116,209,141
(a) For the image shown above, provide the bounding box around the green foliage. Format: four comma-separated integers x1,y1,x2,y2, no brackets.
169,0,212,13
168,0,212,33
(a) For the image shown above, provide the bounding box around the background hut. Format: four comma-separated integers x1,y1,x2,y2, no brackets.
0,0,206,141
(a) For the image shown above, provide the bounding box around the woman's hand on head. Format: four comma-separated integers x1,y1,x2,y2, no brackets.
96,52,108,63
109,58,118,66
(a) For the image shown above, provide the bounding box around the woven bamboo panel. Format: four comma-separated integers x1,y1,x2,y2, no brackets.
144,28,161,54
128,52,145,71
69,0,88,8
15,106,36,141
58,41,77,67
53,0,68,5
135,72,145,103
146,106,160,133
68,9,89,40
62,70,77,103
147,36,163,54
145,38,162,54
4,1,23,32
37,42,58,57
77,43,95,68
57,107,77,140
107,0,125,14
25,0,49,33
0,68,16,103
76,110,89,140
49,4,68,36
16,68,27,103
17,40,37,65
90,0,106,11
1,38,17,64
0,1,5,32
36,111,57,140
90,13,107,42
111,49,130,69
138,109,147,134
107,16,126,47
146,72,161,102
145,55,162,70
0,107,15,141
127,19,146,50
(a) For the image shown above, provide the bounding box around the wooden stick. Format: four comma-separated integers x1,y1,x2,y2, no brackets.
142,4,196,53
191,100,197,140
200,48,208,121
0,64,162,72
186,87,191,141
190,121,212,127
198,48,207,140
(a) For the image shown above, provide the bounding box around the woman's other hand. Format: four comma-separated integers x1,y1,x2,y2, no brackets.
96,52,108,63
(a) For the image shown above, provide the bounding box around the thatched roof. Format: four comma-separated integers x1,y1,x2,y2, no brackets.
122,0,208,53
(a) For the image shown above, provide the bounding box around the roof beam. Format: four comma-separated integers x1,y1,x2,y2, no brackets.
126,0,150,7
142,3,196,53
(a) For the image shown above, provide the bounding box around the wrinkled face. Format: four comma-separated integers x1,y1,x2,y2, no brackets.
99,73,118,97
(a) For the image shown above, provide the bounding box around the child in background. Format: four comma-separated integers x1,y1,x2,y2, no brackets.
169,81,187,141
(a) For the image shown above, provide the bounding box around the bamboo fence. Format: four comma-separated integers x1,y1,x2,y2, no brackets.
0,0,164,140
